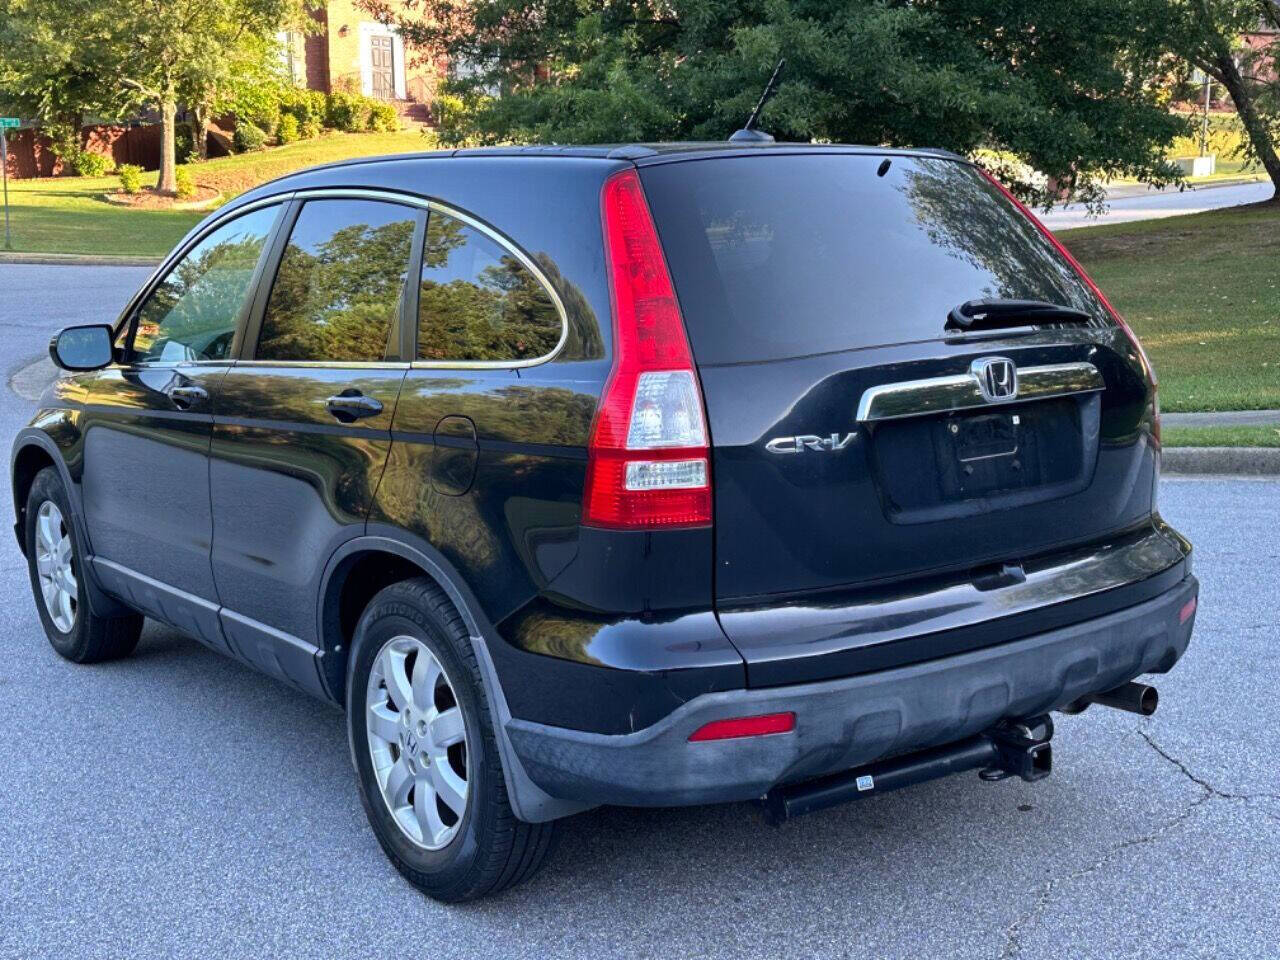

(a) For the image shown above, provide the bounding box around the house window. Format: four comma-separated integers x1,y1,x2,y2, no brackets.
276,31,300,85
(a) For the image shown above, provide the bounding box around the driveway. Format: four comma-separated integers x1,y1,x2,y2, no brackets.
1,264,1277,959
1042,179,1274,231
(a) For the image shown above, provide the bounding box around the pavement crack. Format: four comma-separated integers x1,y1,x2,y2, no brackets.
1140,730,1280,803
998,788,1210,959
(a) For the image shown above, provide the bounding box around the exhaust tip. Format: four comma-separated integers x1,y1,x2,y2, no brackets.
1138,684,1159,716
1085,681,1160,716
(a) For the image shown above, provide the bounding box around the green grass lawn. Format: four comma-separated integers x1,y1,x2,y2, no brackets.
1059,203,1280,412
1162,425,1280,447
2,130,432,258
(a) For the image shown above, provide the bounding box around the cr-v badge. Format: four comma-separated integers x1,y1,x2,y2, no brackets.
766,432,856,454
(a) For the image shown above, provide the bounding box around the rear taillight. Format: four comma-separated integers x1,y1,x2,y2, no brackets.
978,169,1160,444
583,169,712,529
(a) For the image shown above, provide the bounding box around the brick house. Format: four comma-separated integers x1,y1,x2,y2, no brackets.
280,0,442,124
1239,23,1278,85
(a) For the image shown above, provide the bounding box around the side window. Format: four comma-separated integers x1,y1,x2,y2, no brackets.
256,198,416,362
132,205,279,364
416,211,563,363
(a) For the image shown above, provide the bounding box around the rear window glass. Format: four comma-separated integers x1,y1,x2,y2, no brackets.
640,154,1107,365
416,211,562,363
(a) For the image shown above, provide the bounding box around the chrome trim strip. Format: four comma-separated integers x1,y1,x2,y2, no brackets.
282,188,571,371
228,361,411,370
856,361,1104,422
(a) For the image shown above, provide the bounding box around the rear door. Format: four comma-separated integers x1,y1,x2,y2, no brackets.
640,153,1163,682
209,194,418,695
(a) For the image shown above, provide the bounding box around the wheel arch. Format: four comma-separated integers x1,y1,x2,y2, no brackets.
317,532,592,824
316,535,494,704
10,428,134,619
11,437,58,556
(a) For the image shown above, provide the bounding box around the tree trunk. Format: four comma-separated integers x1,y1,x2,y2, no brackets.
157,97,178,195
1212,48,1280,200
190,104,210,162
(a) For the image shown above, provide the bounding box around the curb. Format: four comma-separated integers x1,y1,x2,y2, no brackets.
0,252,162,267
1163,446,1280,476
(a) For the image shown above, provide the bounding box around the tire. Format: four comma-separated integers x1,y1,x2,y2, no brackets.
346,577,556,902
24,466,143,663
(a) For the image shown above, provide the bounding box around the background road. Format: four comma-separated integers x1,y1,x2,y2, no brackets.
1041,179,1273,231
1,265,1277,959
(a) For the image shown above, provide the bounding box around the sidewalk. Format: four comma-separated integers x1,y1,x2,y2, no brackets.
0,252,163,267
1102,175,1265,201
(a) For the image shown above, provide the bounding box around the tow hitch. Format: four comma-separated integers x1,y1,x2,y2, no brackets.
762,715,1054,825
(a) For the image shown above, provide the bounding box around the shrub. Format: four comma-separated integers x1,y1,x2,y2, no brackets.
367,101,400,132
232,79,282,133
280,87,327,128
434,93,465,126
117,164,143,194
71,150,113,177
276,113,300,144
300,118,322,140
175,124,198,164
325,90,371,132
433,91,490,146
233,121,268,153
174,165,196,199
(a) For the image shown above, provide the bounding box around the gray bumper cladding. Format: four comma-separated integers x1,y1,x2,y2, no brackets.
505,576,1198,808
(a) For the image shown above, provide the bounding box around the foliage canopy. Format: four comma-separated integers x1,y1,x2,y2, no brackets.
372,0,1194,208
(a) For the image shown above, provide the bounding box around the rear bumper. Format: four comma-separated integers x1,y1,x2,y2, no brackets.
505,574,1198,807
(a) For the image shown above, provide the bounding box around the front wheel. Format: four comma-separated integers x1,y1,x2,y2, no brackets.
24,466,143,663
347,578,556,902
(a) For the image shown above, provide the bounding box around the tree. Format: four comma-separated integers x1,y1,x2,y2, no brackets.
179,31,288,162
51,0,311,193
1165,0,1280,199
369,0,1191,209
1,0,309,187
0,0,125,165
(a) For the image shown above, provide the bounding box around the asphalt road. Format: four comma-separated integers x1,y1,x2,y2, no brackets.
1042,179,1274,231
2,264,1277,960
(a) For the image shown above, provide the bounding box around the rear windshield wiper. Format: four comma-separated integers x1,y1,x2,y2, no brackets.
946,298,1093,333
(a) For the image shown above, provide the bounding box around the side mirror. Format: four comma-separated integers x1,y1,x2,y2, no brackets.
49,324,115,372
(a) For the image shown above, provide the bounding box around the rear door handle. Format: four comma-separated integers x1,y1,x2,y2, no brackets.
326,392,384,422
169,385,208,410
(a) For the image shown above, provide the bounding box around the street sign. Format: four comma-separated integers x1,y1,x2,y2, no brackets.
0,118,19,129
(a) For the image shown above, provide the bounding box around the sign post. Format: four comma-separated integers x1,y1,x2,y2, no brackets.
0,118,18,251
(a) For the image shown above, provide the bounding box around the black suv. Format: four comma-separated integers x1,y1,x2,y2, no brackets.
13,144,1197,901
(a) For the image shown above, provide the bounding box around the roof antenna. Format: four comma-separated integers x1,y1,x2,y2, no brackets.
729,59,785,144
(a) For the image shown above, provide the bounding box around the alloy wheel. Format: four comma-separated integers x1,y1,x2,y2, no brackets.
34,500,77,633
366,635,471,850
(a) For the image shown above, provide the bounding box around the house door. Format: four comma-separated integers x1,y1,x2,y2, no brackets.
370,35,394,100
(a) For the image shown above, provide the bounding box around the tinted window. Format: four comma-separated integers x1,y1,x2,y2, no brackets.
416,211,562,362
257,198,416,362
132,206,278,364
640,155,1108,365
